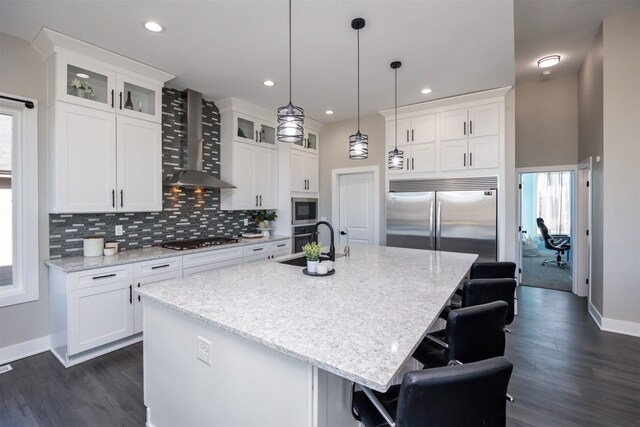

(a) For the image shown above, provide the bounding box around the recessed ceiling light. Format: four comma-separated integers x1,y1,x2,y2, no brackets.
420,88,432,94
537,55,560,68
263,80,276,87
76,73,90,79
144,21,164,33
325,110,334,115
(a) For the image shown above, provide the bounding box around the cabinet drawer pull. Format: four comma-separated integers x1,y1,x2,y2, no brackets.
129,284,133,304
111,90,115,108
411,129,414,141
277,244,286,247
412,157,415,170
253,247,264,251
470,152,473,166
463,153,466,167
256,195,259,207
138,295,141,302
406,130,409,142
259,130,262,143
255,130,259,142
151,264,170,270
259,194,262,206
112,189,115,208
92,273,117,280
119,92,122,110
469,120,473,135
463,121,466,135
120,190,124,208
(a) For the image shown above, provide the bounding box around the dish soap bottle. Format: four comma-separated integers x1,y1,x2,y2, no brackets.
124,91,134,110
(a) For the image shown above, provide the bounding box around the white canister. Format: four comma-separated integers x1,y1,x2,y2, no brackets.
83,236,105,257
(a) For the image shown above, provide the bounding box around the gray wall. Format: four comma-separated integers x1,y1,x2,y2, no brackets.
578,25,604,315
0,33,50,348
516,75,578,167
601,12,640,324
318,114,386,244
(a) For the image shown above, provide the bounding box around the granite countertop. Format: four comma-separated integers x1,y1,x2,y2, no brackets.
44,235,290,273
137,244,477,392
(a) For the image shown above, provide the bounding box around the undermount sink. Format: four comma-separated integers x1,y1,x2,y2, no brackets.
278,253,344,267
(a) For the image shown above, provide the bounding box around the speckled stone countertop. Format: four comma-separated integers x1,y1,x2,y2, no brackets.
137,244,477,392
44,235,290,273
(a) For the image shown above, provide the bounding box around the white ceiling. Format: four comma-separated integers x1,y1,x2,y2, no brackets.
0,0,638,123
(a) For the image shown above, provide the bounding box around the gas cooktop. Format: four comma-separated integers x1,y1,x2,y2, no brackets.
161,237,239,251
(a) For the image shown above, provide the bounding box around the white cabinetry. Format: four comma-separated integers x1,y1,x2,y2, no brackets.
290,149,319,192
394,114,436,145
219,98,279,210
292,128,319,153
387,114,436,175
439,103,500,171
182,247,244,278
243,240,291,264
35,30,173,214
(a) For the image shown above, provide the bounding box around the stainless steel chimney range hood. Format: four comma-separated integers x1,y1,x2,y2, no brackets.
164,89,235,189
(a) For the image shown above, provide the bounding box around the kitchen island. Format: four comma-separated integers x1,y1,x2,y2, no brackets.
138,244,477,427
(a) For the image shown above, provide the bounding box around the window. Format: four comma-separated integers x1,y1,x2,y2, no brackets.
0,94,39,307
536,171,573,235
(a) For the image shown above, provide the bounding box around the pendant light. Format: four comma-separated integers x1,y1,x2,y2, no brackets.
277,0,304,144
388,61,404,169
348,18,368,160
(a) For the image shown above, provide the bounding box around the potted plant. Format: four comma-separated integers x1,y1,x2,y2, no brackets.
254,210,277,230
69,79,95,98
302,241,321,273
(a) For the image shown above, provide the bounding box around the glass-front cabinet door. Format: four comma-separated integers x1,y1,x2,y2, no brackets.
235,114,258,145
260,123,276,147
116,73,162,123
306,130,318,152
56,54,116,113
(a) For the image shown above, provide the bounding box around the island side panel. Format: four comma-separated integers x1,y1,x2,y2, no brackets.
143,300,313,427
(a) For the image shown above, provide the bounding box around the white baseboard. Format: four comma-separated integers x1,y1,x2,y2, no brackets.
588,302,640,337
0,335,50,365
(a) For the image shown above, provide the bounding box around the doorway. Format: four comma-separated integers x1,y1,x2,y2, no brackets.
518,168,575,292
331,166,380,246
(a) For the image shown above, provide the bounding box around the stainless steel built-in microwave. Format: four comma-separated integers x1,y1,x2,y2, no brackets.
291,197,318,225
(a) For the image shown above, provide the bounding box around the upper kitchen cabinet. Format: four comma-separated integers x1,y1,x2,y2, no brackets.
394,114,436,145
218,98,279,210
292,128,320,153
387,114,437,176
34,28,174,213
290,149,319,192
51,52,163,123
440,104,500,141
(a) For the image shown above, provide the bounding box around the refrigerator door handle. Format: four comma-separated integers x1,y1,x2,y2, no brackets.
429,200,435,249
436,200,442,248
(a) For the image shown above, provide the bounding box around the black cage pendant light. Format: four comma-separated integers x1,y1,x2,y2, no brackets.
348,18,368,160
277,0,305,144
388,61,404,169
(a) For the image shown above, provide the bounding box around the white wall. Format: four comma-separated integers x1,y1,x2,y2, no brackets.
0,33,50,348
601,12,640,326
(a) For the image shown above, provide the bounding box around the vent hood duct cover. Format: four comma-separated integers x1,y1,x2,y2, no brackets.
164,89,235,189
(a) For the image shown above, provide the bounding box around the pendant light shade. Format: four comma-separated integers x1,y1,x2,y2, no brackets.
277,0,304,144
388,61,404,170
349,18,368,160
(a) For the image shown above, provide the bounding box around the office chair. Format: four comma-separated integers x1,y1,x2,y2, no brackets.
352,357,514,427
536,217,571,268
413,301,508,369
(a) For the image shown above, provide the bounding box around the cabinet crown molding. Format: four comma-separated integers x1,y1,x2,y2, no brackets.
216,97,322,131
32,27,174,84
378,86,512,119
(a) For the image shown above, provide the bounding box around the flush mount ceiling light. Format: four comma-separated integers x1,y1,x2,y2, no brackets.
349,18,368,160
537,55,560,68
388,61,404,170
277,0,304,144
421,88,432,94
263,80,276,87
325,110,334,115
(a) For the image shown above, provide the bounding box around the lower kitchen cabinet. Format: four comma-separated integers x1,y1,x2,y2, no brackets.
244,240,291,264
182,247,244,277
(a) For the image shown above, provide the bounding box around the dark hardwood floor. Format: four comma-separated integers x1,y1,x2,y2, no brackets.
1,286,639,426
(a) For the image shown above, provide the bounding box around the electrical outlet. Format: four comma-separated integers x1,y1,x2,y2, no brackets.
197,336,212,366
115,225,124,236
244,218,249,226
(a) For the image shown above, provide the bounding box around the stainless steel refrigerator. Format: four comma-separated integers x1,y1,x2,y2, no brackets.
386,180,497,261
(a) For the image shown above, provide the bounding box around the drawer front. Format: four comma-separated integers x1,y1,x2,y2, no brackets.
68,264,133,291
269,240,291,253
182,247,243,269
243,243,270,257
133,256,182,278
182,257,242,278
134,270,182,334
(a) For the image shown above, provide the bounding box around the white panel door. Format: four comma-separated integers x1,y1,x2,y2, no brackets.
338,173,374,244
256,147,278,209
410,114,436,144
440,108,468,141
411,143,437,172
54,102,116,213
116,116,162,212
440,139,468,171
468,103,500,137
233,142,258,209
469,136,500,169
134,270,182,334
68,280,133,355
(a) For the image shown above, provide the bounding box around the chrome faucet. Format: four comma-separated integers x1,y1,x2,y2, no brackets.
311,221,335,262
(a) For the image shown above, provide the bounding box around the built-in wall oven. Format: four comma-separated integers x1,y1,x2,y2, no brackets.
292,224,315,254
291,197,318,225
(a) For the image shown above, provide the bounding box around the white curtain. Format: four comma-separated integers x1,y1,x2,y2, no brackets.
536,172,572,235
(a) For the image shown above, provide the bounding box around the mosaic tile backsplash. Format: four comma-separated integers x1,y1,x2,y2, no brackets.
49,88,260,258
